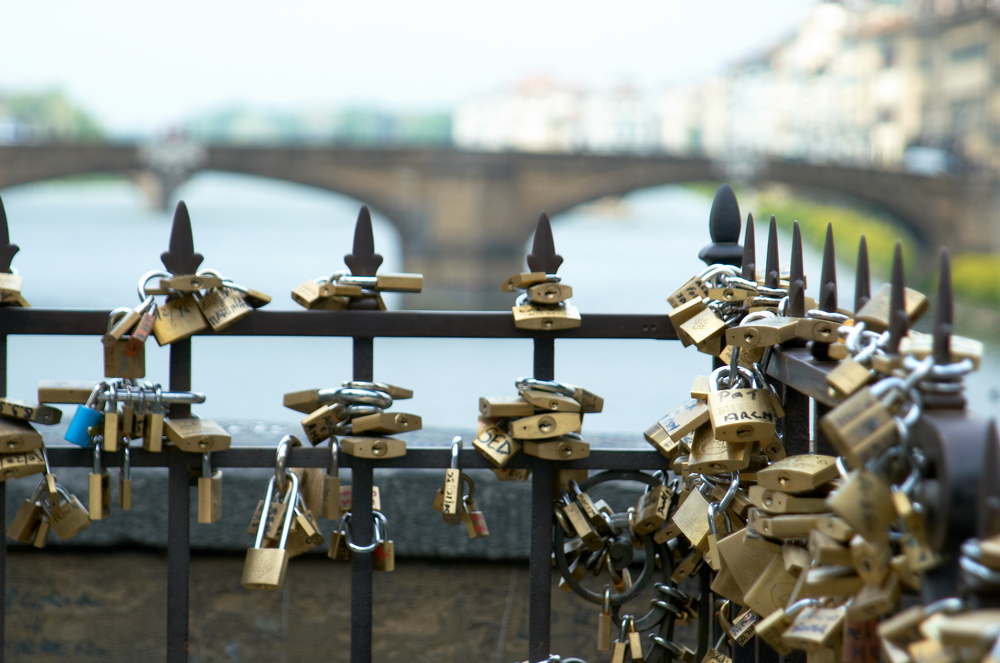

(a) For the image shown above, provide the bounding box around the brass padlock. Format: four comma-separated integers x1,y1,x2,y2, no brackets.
706,366,776,443
743,554,800,617
854,283,929,333
781,605,846,652
509,412,580,440
38,380,98,404
0,399,61,425
163,417,231,453
197,453,222,524
372,513,395,571
669,297,707,347
826,357,873,398
717,528,781,595
518,389,580,413
0,449,46,481
597,588,613,651
440,437,464,525
748,485,830,514
479,396,534,418
756,454,838,493
46,484,92,540
671,486,712,550
634,483,671,534
827,468,895,543
195,286,252,332
725,317,800,349
340,436,406,459
143,389,165,453
472,424,521,467
88,443,111,520
0,416,43,453
7,478,45,542
0,272,24,304
667,274,709,307
351,411,421,435
819,385,897,466
679,307,727,348
151,294,209,346
461,494,489,539
501,271,547,292
512,302,581,331
242,472,297,590
657,398,710,444
523,436,589,460
104,308,145,379
526,281,572,305
322,439,341,520
284,387,325,414
285,502,324,559
688,423,750,475
301,404,341,446
119,447,131,510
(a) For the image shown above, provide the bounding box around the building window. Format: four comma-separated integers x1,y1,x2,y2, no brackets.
951,43,987,62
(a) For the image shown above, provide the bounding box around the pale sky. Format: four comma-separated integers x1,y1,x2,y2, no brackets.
1,0,814,135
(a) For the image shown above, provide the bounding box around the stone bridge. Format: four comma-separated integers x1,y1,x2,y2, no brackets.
0,144,995,308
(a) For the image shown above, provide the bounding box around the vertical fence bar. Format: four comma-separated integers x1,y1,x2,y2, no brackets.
351,336,374,663
528,336,555,661
167,338,192,663
779,383,809,663
812,402,834,456
0,333,6,662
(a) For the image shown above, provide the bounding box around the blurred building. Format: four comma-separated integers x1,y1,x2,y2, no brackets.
660,0,1000,171
452,77,659,153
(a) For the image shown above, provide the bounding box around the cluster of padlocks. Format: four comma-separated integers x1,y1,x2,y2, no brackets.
0,189,997,662
545,186,998,663
475,378,603,465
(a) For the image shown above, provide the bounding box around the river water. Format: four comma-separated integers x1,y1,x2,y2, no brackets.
2,173,997,444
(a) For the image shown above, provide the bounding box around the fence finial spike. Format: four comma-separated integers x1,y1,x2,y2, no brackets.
0,195,19,274
819,222,837,313
344,205,383,277
855,235,871,314
933,247,953,364
160,200,204,275
740,213,756,281
764,214,780,288
698,184,743,266
886,242,907,354
526,211,563,274
788,221,805,318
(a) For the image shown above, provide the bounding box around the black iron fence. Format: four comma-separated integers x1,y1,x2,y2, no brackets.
0,197,993,663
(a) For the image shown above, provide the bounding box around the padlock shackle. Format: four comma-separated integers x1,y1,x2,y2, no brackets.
201,451,211,478
450,436,462,469
329,437,339,475
92,440,102,474
137,270,171,301
317,387,392,409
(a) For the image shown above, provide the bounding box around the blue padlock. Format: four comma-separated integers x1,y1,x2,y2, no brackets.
64,383,106,447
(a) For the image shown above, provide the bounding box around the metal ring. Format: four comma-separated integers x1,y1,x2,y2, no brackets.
318,387,392,409
650,599,684,618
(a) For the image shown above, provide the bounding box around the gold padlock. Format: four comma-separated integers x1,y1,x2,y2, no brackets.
197,453,223,524
512,303,581,330
340,436,406,459
0,416,43,453
668,298,707,347
242,473,297,590
827,468,895,543
522,436,589,460
473,425,521,467
0,399,61,425
509,412,581,440
164,417,231,453
667,274,709,308
196,286,252,332
706,368,777,443
0,449,46,481
854,283,929,333
479,396,534,418
756,454,838,493
526,282,572,305
688,423,751,475
350,411,421,435
819,387,897,466
151,294,209,346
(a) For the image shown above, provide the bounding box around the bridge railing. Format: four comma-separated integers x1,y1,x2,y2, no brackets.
0,196,992,663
